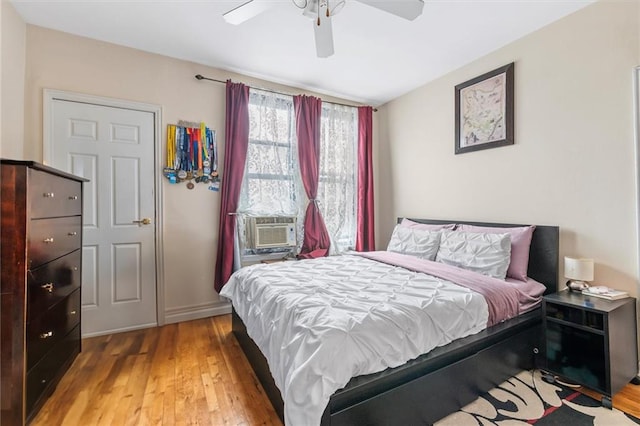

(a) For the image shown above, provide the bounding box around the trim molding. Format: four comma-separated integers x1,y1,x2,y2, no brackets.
634,66,640,377
82,322,158,339
164,301,232,325
42,89,166,327
634,68,640,288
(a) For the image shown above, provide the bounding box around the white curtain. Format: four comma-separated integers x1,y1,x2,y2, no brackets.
318,103,358,254
238,88,358,255
238,89,301,217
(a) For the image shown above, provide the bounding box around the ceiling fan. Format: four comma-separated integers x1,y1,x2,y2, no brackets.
223,0,425,58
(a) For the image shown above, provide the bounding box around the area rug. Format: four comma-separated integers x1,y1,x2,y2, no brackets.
435,369,640,425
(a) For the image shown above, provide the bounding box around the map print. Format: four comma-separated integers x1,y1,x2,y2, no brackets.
460,73,506,147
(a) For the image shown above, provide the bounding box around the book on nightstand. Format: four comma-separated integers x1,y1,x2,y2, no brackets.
581,286,629,300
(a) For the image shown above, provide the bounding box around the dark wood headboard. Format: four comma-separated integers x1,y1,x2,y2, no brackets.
401,218,560,294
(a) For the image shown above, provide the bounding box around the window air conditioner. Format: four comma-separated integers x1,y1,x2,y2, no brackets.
246,217,297,249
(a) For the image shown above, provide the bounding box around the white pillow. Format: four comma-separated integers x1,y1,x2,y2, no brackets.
436,230,511,279
387,225,441,261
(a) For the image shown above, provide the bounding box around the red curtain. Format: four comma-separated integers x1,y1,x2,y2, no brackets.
356,106,375,251
214,81,250,292
294,95,330,259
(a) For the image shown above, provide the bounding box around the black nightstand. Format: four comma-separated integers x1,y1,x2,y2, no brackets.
542,291,638,408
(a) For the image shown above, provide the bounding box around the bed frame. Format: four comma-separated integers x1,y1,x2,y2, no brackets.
231,219,559,425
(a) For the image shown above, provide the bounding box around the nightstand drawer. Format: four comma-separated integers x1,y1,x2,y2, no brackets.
29,169,83,219
545,320,606,391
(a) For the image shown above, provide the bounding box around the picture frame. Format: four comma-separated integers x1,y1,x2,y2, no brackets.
455,62,514,154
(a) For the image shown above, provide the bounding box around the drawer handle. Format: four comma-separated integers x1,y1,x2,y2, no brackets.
40,331,53,339
68,195,78,200
70,310,77,315
43,237,54,244
73,267,79,271
68,231,78,236
41,283,54,292
43,192,55,198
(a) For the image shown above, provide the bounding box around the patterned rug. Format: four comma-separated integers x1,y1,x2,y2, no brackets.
435,370,640,425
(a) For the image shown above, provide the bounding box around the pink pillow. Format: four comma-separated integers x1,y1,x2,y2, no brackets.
457,224,535,282
401,218,456,231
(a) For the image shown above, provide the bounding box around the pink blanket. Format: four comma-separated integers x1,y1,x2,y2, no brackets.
354,251,522,326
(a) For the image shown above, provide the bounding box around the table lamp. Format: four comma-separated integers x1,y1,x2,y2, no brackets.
564,256,594,291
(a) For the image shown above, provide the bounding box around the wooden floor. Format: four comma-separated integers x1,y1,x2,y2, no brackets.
32,315,282,426
32,314,640,425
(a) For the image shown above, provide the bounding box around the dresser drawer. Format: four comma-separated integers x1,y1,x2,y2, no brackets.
29,169,82,219
26,325,80,415
28,216,82,268
28,250,81,322
27,289,80,371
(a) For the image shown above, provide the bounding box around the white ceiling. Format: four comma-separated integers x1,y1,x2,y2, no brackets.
10,0,595,106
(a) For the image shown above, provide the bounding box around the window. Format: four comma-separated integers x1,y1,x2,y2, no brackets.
238,89,358,254
239,90,300,216
318,103,358,252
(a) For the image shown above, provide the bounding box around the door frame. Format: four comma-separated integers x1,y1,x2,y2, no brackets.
43,89,166,327
634,66,640,375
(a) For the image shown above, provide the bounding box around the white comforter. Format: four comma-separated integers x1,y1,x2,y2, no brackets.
221,254,494,425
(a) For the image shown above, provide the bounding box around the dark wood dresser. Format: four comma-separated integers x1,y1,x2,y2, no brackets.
1,160,86,424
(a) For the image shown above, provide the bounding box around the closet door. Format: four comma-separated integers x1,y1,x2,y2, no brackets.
50,99,158,336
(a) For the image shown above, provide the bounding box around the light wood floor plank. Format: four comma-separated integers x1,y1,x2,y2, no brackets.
30,314,640,425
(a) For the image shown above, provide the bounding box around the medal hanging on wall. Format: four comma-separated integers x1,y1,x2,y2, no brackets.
207,128,220,191
164,121,218,190
163,124,178,183
186,126,195,190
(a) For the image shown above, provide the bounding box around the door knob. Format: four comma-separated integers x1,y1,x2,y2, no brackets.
132,218,152,225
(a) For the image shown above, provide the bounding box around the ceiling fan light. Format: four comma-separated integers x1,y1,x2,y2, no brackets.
302,0,318,18
292,0,307,9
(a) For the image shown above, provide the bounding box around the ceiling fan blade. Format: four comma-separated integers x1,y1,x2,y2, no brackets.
223,0,273,25
355,0,425,21
313,7,335,58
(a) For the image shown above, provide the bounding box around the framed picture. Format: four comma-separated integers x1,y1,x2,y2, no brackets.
455,62,514,154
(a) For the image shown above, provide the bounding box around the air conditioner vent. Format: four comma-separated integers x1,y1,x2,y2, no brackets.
246,216,297,249
254,217,295,225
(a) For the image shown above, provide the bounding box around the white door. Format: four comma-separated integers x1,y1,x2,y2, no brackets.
49,99,157,336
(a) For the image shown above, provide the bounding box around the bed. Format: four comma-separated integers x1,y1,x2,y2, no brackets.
225,218,559,425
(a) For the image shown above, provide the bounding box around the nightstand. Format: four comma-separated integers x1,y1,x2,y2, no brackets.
542,291,638,408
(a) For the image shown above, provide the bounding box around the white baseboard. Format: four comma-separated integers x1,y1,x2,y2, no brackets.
80,302,232,338
82,322,158,338
164,301,232,324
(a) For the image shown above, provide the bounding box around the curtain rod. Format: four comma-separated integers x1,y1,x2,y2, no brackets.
194,74,377,112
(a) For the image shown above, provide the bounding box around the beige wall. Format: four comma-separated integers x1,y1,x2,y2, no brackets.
1,0,26,158
378,1,640,295
23,25,363,324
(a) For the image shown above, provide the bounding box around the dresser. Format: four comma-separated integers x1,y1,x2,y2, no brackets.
1,160,86,424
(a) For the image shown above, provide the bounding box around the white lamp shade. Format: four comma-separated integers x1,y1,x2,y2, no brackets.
564,257,594,281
